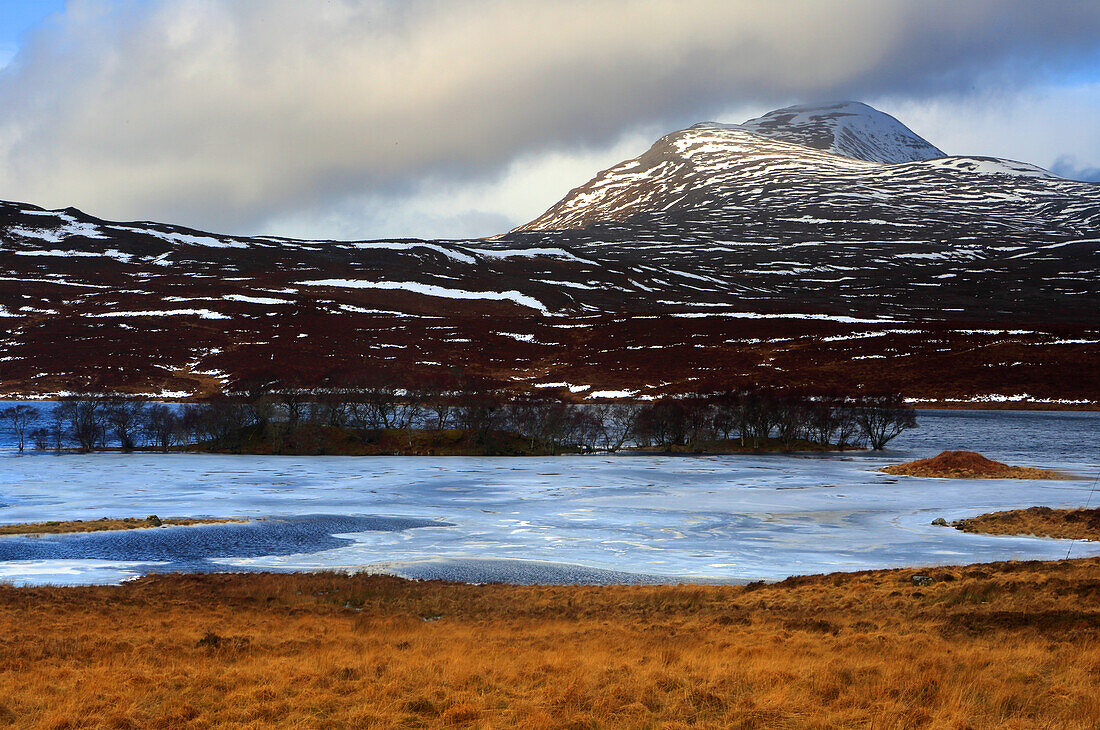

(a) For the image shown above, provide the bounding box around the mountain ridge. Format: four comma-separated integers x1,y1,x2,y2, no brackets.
0,101,1096,403
513,101,1083,234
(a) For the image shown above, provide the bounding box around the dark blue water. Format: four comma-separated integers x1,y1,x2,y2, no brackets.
0,514,446,575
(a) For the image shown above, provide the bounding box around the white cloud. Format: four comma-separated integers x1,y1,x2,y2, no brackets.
0,0,1097,239
260,123,678,239
873,83,1100,173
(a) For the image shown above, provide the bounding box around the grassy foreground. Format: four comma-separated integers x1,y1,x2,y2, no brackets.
2,560,1100,728
0,516,242,535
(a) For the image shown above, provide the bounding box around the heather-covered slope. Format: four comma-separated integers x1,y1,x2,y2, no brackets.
0,102,1097,402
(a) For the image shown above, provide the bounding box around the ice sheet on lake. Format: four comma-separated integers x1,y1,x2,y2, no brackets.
0,410,1097,586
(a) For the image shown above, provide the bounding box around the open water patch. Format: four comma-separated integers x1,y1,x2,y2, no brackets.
0,514,448,575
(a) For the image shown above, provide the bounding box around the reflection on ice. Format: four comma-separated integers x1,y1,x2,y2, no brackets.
0,410,1097,586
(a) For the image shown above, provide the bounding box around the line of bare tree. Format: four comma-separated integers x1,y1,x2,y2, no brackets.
632,390,916,451
3,387,916,454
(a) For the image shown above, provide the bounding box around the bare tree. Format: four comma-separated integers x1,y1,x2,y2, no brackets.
144,404,180,452
1,404,38,452
740,389,778,449
806,398,838,446
278,387,310,429
454,389,504,443
105,399,147,451
423,389,456,431
563,406,603,453
635,399,690,450
774,392,810,451
504,395,560,451
538,400,573,454
30,427,50,450
833,400,860,447
853,394,917,450
593,402,640,452
681,396,716,449
48,406,67,451
55,397,106,452
416,373,461,431
364,385,403,429
186,399,254,444
309,387,350,429
710,392,739,441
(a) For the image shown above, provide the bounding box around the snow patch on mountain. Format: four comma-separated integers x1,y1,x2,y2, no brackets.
699,101,945,164
916,156,1056,178
298,279,551,315
7,212,107,243
106,226,248,248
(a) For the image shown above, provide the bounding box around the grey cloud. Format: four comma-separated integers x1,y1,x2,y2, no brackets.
1050,156,1100,182
0,0,1099,235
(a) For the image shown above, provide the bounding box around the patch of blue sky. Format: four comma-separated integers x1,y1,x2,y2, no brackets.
0,0,65,68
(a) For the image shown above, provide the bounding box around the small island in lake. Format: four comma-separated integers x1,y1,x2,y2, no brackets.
0,516,244,536
13,390,917,456
882,450,1068,479
953,507,1100,541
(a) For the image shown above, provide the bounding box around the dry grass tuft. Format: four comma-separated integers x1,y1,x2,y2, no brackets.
955,506,1100,541
0,559,1099,727
0,516,244,535
882,450,1068,479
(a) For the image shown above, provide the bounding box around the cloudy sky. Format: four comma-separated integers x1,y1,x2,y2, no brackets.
0,0,1098,241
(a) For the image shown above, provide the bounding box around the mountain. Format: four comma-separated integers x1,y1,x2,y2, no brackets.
0,103,1097,404
514,103,1090,239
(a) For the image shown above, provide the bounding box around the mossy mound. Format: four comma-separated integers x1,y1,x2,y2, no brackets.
881,450,1067,479
954,506,1100,540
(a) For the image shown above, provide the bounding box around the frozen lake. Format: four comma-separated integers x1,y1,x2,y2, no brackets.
0,409,1097,585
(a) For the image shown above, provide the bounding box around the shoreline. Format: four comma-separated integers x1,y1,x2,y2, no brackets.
4,446,869,457
909,401,1100,412
1,396,1097,412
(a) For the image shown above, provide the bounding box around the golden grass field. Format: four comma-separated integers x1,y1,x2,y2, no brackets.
2,558,1099,728
0,516,243,535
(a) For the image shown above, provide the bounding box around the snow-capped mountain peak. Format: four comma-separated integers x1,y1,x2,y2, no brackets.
512,101,1097,234
694,101,945,164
